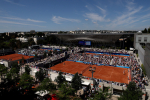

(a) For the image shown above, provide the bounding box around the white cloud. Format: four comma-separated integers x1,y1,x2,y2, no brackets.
52,16,80,24
85,19,88,21
93,22,97,24
27,18,45,22
0,20,46,27
142,19,149,22
4,0,25,6
85,5,93,11
2,17,24,21
96,6,106,15
2,17,45,23
84,13,110,22
126,1,135,11
108,6,143,27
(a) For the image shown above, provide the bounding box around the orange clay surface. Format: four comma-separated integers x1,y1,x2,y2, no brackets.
86,53,128,58
0,54,34,61
50,61,129,84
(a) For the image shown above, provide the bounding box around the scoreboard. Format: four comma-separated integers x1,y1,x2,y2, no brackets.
79,41,91,46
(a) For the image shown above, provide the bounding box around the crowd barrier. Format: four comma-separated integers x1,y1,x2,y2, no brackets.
85,51,129,56
67,60,130,68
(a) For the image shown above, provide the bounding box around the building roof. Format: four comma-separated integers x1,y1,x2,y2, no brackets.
52,33,135,43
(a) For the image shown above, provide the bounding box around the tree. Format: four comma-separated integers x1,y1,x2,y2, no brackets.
71,72,82,92
16,40,22,49
25,65,31,75
37,39,44,45
56,82,75,100
36,77,56,92
28,38,35,46
19,73,33,89
88,88,111,100
35,68,46,82
9,39,17,50
0,64,8,75
55,71,66,88
11,62,20,74
21,42,28,48
118,82,143,100
142,28,148,33
6,63,20,86
59,82,75,96
148,27,150,33
19,73,34,95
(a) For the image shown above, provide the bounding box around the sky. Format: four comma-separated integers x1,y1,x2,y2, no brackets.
0,0,150,33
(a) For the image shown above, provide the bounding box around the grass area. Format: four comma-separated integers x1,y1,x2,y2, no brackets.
141,64,146,76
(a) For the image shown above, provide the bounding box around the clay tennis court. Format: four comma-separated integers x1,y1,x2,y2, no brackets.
50,61,130,84
0,54,34,61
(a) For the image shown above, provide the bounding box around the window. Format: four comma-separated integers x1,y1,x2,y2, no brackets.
144,37,147,42
138,37,141,42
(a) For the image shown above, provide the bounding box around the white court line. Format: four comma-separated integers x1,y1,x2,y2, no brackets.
96,66,103,75
110,69,114,78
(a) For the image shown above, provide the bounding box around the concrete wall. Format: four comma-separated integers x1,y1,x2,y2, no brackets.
144,44,150,79
99,82,127,94
137,43,145,64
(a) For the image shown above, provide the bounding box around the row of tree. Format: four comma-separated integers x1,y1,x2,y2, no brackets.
142,27,150,33
0,34,62,49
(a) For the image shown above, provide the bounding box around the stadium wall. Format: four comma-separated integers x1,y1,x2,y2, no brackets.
144,44,150,79
137,43,145,64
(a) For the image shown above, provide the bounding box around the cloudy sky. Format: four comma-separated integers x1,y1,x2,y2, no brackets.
0,0,150,32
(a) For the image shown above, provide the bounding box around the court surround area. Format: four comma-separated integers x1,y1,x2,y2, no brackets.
50,61,130,84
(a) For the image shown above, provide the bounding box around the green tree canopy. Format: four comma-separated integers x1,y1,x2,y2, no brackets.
0,64,8,75
118,82,143,100
36,77,56,92
11,62,20,75
55,71,66,88
25,65,31,75
19,73,34,90
71,72,82,92
88,88,111,100
16,40,22,49
9,39,17,50
28,38,35,46
148,27,150,33
142,28,148,33
6,63,20,85
35,68,46,82
56,82,75,100
37,39,44,45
